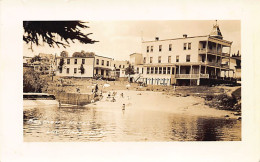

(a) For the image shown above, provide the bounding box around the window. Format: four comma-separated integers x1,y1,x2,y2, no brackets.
168,56,171,63
74,59,77,64
183,43,187,50
150,57,153,63
119,65,121,68
114,64,116,67
159,45,162,52
169,44,172,51
147,46,149,52
74,68,77,74
143,57,146,63
102,60,104,66
176,55,179,62
66,68,69,74
147,67,150,74
158,56,161,63
142,68,144,74
186,55,190,62
188,43,191,50
151,67,154,74
167,67,171,74
137,67,139,74
106,70,109,76
123,65,125,68
107,61,109,66
96,59,99,65
59,68,62,73
82,59,85,64
67,59,70,64
155,67,158,74
151,46,153,52
172,67,175,74
159,67,162,74
163,67,166,74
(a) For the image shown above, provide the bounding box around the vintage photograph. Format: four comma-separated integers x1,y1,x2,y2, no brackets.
23,20,241,142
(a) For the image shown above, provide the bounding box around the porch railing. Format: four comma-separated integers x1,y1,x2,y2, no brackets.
222,53,230,57
174,74,209,79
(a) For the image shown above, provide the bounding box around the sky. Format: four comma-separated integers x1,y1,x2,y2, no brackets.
23,20,241,60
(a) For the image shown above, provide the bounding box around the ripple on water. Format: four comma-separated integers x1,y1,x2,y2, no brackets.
24,105,241,142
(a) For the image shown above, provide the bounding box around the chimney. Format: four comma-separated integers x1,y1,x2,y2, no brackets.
183,34,187,38
155,37,159,41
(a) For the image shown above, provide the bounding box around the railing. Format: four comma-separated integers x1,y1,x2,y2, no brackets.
198,48,222,55
206,62,221,67
175,74,199,79
221,64,229,68
222,53,230,57
198,48,206,54
200,74,209,78
174,74,209,79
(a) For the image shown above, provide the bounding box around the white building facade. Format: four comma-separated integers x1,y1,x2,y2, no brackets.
56,56,95,78
132,23,234,86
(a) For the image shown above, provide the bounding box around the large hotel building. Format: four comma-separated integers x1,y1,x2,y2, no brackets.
131,23,234,86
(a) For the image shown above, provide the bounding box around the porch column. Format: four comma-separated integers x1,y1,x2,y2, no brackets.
190,65,192,77
190,65,193,86
205,38,209,74
215,68,217,79
198,65,201,85
174,65,177,77
199,65,201,76
228,46,231,78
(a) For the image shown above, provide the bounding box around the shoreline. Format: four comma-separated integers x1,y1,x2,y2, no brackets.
87,90,240,119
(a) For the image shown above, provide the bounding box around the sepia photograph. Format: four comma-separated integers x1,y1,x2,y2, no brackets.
23,20,241,142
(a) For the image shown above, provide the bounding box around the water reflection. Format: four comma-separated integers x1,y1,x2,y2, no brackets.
23,105,241,142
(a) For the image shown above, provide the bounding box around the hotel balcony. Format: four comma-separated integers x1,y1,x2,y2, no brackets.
221,64,229,69
174,74,209,79
199,48,228,57
221,52,230,57
198,48,222,55
199,61,221,67
206,61,221,67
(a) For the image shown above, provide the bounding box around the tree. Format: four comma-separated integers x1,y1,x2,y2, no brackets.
60,51,69,57
30,55,41,63
125,64,135,75
79,64,85,74
125,64,135,82
23,68,47,93
23,21,98,50
72,51,95,57
58,58,65,73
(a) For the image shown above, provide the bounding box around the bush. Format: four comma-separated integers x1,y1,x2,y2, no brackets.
23,69,47,93
204,94,240,112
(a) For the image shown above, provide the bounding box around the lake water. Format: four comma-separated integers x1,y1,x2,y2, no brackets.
23,104,241,141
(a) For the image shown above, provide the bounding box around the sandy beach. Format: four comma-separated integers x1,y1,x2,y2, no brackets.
88,90,238,119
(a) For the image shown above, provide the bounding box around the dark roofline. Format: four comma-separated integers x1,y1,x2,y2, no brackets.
130,53,142,56
94,55,113,60
142,35,232,44
142,35,208,43
56,56,95,59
